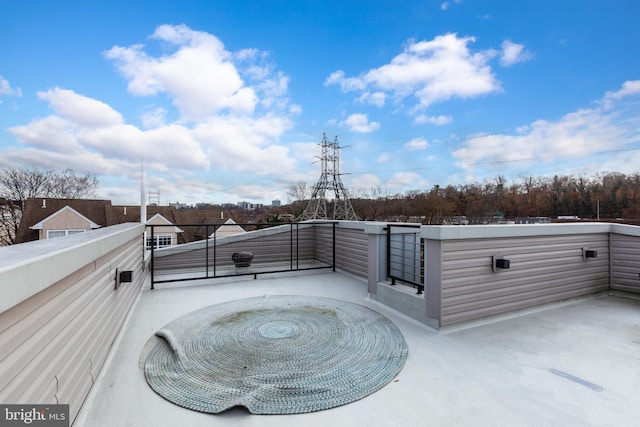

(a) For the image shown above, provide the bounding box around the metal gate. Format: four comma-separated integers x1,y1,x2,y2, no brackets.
386,224,424,294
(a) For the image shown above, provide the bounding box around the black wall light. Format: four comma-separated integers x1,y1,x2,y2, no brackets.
120,270,133,282
496,259,511,269
582,248,598,260
492,255,511,272
115,269,134,289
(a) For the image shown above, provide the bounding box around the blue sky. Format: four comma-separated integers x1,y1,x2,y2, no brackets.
1,0,639,205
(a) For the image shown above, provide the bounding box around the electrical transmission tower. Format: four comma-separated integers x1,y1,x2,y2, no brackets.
299,133,359,221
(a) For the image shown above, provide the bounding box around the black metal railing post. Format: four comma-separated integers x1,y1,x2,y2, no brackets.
205,225,209,278
212,226,217,277
386,226,394,285
332,222,336,271
150,225,155,290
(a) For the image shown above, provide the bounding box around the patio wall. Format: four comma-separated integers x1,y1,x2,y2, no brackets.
152,221,370,279
153,224,317,271
422,223,640,327
430,230,609,326
0,223,145,425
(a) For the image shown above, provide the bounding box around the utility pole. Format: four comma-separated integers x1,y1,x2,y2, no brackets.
299,134,359,221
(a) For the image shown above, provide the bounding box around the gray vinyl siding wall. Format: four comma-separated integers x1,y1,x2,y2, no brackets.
438,233,610,326
153,222,369,279
0,225,144,425
611,233,640,293
315,225,368,278
154,225,317,271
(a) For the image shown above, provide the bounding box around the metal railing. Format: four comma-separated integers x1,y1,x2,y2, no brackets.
147,222,336,289
386,224,424,294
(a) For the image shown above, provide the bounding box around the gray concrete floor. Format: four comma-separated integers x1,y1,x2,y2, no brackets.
76,271,640,427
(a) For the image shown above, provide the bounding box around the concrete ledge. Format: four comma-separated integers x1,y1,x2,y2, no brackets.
0,222,145,314
421,222,616,240
370,282,438,328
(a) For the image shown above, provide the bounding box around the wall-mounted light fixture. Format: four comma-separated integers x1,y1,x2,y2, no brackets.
120,270,133,282
582,248,598,259
115,268,134,289
492,255,511,272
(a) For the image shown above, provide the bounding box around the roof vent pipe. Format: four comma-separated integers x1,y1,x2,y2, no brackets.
42,199,46,208
140,159,147,223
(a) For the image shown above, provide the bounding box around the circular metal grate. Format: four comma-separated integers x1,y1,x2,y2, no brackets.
143,295,408,414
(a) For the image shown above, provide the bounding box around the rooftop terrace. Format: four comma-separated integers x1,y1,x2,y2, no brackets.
79,271,640,427
1,221,639,426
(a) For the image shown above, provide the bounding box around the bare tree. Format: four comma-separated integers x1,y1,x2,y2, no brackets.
351,185,390,220
286,180,310,219
286,180,310,202
0,167,99,245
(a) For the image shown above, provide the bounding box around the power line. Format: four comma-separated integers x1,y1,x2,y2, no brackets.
299,133,358,220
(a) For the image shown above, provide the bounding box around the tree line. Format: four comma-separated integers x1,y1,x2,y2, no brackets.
347,172,640,223
284,172,640,224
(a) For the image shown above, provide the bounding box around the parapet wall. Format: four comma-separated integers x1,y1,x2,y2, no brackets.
0,223,146,424
422,223,640,327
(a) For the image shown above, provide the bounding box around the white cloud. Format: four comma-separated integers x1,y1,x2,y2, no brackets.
140,106,167,128
452,80,640,171
0,145,133,177
324,70,366,92
414,114,453,125
0,25,308,206
441,0,461,10
99,26,296,172
378,152,390,163
404,137,429,151
9,116,81,154
0,76,22,98
38,88,123,127
5,25,305,204
289,141,318,160
350,173,381,189
191,114,295,174
80,123,209,170
499,40,532,67
342,113,380,133
325,33,501,113
601,80,640,108
104,24,290,122
357,91,386,107
386,171,428,189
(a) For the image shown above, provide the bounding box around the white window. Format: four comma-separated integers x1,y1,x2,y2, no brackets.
146,234,173,249
47,229,86,239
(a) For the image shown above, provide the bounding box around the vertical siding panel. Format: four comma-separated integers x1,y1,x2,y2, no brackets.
334,227,368,277
611,233,640,293
311,225,368,278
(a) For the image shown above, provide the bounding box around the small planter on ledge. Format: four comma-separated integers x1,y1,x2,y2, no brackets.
232,251,254,268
